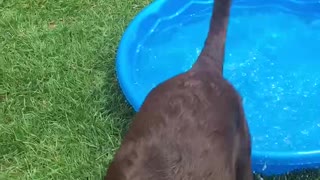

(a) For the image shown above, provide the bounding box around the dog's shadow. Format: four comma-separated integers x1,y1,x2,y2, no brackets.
99,46,134,138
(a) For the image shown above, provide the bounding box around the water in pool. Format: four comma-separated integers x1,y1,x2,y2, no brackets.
133,3,320,153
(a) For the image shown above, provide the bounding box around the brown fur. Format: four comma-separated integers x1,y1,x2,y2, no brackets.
105,0,253,179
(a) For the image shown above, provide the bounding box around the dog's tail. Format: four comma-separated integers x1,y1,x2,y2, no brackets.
192,0,232,75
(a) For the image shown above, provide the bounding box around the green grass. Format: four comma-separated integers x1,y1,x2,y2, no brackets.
0,0,319,179
0,0,148,179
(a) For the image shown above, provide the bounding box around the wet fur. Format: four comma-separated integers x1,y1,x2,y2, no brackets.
105,0,253,179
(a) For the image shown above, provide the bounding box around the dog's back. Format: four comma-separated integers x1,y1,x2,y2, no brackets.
105,0,253,179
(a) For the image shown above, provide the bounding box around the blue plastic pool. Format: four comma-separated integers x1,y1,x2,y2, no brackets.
116,0,320,175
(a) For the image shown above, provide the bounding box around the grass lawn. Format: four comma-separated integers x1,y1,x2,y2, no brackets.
0,0,319,179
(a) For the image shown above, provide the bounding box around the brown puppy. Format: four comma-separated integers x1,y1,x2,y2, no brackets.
105,0,253,179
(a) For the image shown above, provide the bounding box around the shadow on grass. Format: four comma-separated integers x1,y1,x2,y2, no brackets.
98,44,134,137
